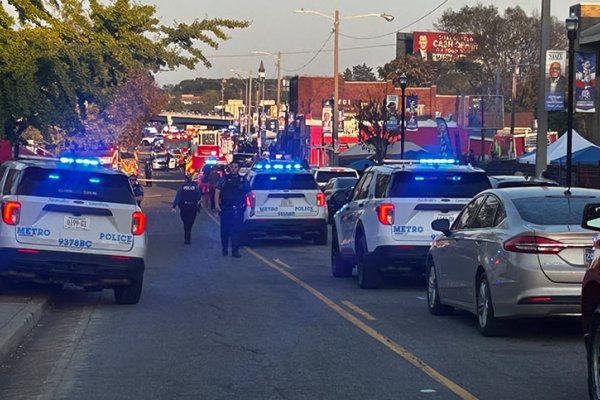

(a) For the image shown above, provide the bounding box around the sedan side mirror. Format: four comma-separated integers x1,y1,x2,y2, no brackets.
582,203,600,231
431,218,451,236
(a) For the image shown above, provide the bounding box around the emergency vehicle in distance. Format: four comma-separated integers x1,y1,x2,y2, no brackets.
185,130,229,175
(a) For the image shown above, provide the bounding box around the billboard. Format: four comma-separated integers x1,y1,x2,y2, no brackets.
412,32,476,62
544,50,567,112
576,51,596,113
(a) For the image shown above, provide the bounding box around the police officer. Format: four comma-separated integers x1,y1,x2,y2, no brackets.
129,175,144,207
215,161,250,258
144,160,153,187
171,174,201,244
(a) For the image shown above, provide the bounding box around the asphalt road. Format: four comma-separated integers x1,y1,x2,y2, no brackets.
0,169,589,400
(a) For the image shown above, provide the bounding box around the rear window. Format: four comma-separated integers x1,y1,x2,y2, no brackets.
252,174,319,190
18,167,135,205
316,171,358,183
389,171,491,198
513,196,597,225
334,177,358,188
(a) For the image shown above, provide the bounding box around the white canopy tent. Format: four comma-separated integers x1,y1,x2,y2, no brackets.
518,130,600,163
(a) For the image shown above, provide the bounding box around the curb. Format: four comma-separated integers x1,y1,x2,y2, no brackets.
0,296,49,362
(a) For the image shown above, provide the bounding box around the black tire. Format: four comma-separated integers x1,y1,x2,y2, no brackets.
476,272,507,336
356,235,382,289
588,311,600,400
114,275,143,305
426,262,453,315
314,227,328,245
331,228,353,278
141,140,150,146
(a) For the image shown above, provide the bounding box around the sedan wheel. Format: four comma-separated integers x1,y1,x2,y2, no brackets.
426,262,453,315
588,313,600,400
476,273,506,336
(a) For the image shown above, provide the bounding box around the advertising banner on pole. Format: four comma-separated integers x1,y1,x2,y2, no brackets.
575,51,596,113
544,50,567,112
385,95,399,131
322,106,332,135
406,95,418,131
435,117,453,158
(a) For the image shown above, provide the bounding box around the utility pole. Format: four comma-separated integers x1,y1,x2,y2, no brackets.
536,0,551,177
332,9,340,166
510,63,520,136
276,52,282,119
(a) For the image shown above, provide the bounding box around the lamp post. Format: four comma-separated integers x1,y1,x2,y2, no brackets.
565,12,579,188
398,74,407,160
253,51,282,120
294,8,394,166
258,61,266,151
230,69,253,136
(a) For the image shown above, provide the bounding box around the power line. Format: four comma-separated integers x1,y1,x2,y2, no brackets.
281,31,333,73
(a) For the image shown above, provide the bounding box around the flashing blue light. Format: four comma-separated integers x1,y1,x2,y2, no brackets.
60,157,74,164
254,164,264,169
293,163,302,169
419,158,457,165
273,164,284,170
285,164,292,170
89,177,101,184
205,158,217,165
451,176,462,181
265,164,272,170
59,157,99,166
48,174,60,180
414,176,425,181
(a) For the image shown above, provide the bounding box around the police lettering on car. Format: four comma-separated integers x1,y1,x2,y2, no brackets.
172,174,201,244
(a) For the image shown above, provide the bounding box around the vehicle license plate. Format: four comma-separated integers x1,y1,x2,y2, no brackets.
585,247,595,265
64,216,90,230
280,198,293,207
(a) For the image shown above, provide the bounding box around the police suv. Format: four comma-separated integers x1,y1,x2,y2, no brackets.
244,161,328,245
331,159,491,288
0,156,147,304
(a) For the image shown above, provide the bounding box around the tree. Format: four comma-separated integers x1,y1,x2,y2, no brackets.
378,56,437,87
0,0,249,146
343,68,353,81
352,64,377,81
356,97,401,164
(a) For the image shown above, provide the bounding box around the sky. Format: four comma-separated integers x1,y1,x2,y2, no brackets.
146,0,578,86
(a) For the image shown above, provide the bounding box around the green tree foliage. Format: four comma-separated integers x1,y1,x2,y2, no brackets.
343,64,376,81
343,68,353,81
356,98,401,164
0,0,249,144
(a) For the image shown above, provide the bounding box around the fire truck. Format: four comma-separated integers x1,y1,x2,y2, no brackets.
154,132,192,169
185,130,228,174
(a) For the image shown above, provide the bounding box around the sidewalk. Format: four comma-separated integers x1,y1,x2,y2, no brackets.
0,292,49,362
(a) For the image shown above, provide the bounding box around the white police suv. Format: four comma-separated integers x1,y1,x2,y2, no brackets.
244,160,328,245
0,156,147,304
313,166,359,190
331,159,491,288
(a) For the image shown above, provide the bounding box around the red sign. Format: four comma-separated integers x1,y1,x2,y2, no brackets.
412,32,476,62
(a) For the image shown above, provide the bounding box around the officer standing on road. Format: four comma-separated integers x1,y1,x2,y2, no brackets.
144,160,152,187
215,161,250,258
130,175,144,207
172,174,201,244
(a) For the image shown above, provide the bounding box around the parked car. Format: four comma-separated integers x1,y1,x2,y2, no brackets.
580,203,600,400
428,186,600,336
323,177,358,223
488,175,560,188
313,167,359,190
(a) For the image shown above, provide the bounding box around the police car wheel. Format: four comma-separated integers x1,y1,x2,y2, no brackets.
356,236,381,289
331,229,352,278
114,274,143,305
314,227,328,245
426,261,453,315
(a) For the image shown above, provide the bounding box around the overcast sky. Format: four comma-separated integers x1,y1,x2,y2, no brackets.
146,0,577,85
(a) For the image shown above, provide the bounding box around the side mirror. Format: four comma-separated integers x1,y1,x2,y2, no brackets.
431,218,451,236
582,203,600,231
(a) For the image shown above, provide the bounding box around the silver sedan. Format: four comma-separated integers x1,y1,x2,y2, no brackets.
427,186,600,336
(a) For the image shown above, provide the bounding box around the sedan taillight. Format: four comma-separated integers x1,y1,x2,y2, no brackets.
2,201,21,225
132,211,146,235
377,203,395,225
503,235,565,254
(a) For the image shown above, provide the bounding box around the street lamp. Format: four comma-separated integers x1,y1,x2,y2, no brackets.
565,12,579,188
230,69,253,136
253,51,282,120
258,61,266,151
294,8,394,166
398,74,407,160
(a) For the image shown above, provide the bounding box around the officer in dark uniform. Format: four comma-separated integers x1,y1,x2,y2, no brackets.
144,160,153,187
215,161,250,258
172,174,201,244
130,175,144,207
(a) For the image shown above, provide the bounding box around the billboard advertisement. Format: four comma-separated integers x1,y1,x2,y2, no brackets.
412,32,476,62
544,50,567,112
576,51,596,113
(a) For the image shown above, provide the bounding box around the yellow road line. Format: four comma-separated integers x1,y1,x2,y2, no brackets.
273,258,295,270
341,300,377,321
203,209,478,400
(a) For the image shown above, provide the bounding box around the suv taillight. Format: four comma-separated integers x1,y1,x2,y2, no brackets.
2,201,21,225
503,235,565,254
316,192,326,207
377,203,394,225
132,211,146,235
246,192,256,207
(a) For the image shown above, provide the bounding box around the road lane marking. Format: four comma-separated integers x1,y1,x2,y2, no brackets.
203,208,478,400
273,258,295,270
341,300,376,321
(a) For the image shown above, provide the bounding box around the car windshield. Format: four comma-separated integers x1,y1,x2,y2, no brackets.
389,171,491,198
513,196,598,225
316,171,357,183
18,167,135,204
252,174,319,190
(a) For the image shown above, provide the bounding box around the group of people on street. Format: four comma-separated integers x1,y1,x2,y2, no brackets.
171,160,250,257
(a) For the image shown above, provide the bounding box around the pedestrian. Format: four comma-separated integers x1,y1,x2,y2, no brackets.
144,160,153,187
199,162,212,208
171,174,201,244
214,161,250,258
129,174,144,207
208,165,221,210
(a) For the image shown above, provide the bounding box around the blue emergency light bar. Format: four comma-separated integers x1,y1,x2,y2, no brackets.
253,161,303,171
59,157,100,166
419,158,457,165
205,158,218,165
48,174,60,180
